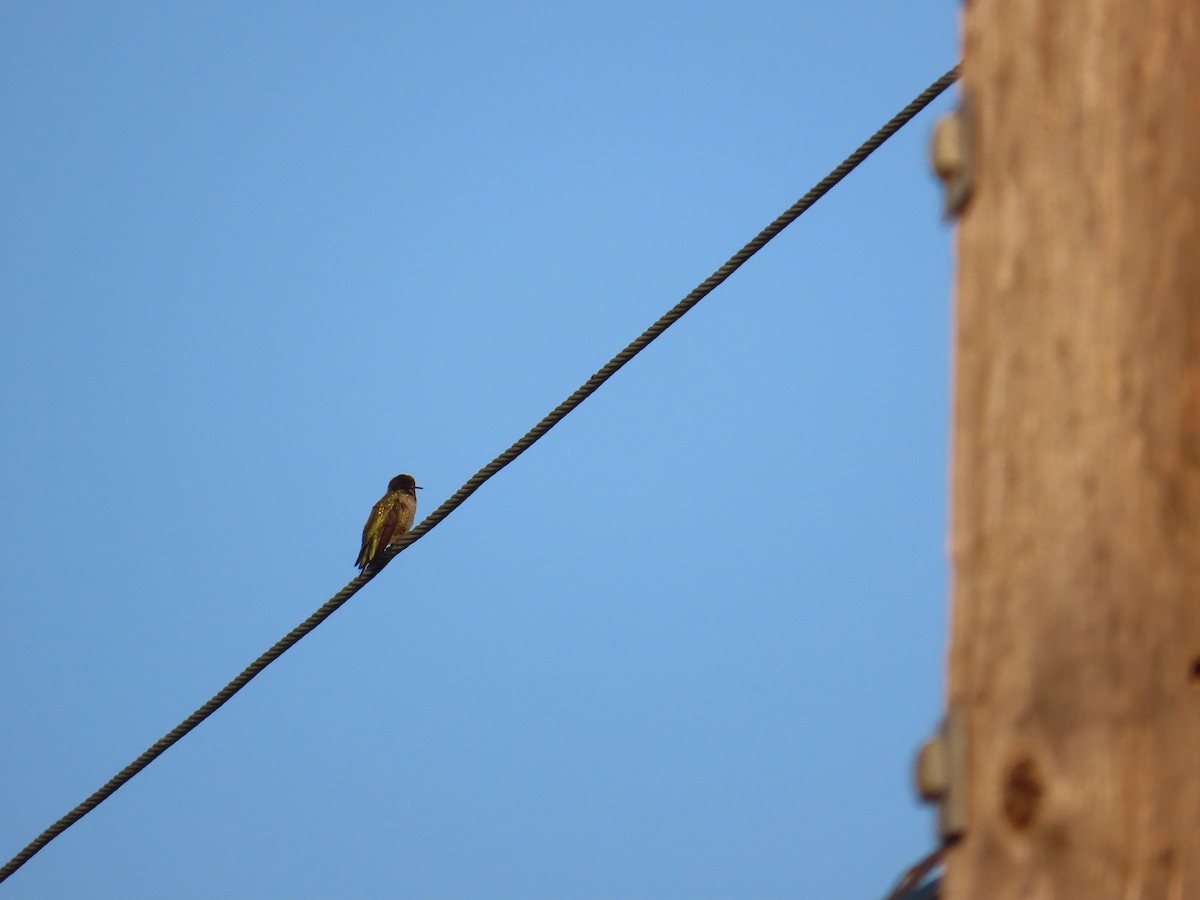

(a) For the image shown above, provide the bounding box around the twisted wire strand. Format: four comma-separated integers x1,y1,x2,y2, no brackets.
884,846,945,900
0,64,959,885
394,63,960,559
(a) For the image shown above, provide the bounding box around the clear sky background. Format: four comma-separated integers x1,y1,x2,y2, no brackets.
1,4,960,897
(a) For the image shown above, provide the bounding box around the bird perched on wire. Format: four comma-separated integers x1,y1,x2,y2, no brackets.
356,474,421,571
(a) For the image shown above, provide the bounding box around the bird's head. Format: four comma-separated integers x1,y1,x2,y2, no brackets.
388,474,421,493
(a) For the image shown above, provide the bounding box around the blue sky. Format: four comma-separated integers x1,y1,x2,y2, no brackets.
1,4,959,897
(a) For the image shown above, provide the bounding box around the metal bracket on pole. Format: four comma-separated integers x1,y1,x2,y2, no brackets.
915,707,968,843
930,91,976,219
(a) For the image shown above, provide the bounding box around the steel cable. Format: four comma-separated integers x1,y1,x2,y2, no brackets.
0,63,959,884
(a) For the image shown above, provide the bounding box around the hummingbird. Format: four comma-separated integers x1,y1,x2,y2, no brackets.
356,474,421,571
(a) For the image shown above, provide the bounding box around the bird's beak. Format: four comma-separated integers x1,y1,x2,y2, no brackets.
416,485,424,490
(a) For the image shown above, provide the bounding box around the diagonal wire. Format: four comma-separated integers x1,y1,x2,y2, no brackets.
884,846,945,899
0,64,959,885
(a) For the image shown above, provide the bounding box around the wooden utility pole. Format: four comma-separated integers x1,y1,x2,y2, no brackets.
943,1,1200,898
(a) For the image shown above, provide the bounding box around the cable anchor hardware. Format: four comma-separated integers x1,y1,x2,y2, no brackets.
931,91,976,218
915,706,968,843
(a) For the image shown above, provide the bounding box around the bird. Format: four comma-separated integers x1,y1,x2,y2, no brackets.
356,474,421,571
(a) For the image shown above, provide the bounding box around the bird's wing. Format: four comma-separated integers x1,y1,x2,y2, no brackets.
356,495,392,569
